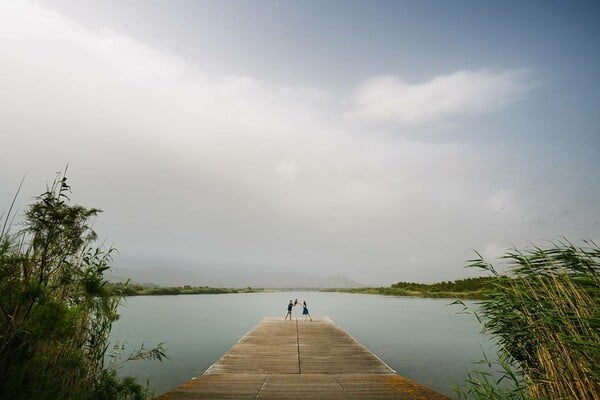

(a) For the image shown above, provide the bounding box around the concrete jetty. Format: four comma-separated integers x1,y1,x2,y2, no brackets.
156,317,450,399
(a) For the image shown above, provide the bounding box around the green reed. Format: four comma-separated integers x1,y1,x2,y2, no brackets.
456,240,600,400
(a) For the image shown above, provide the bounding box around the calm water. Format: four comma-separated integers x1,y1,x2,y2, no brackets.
109,292,496,398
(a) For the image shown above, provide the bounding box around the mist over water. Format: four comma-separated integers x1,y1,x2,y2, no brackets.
110,292,496,398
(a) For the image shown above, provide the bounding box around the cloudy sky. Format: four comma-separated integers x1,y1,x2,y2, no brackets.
1,0,599,285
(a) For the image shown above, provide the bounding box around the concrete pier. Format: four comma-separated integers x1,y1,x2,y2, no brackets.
156,317,449,399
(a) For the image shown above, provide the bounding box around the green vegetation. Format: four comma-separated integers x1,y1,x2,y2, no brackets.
454,241,600,400
0,175,164,400
325,243,600,399
323,276,495,299
107,282,265,296
3,174,597,400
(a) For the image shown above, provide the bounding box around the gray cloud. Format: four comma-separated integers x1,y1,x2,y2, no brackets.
1,2,598,285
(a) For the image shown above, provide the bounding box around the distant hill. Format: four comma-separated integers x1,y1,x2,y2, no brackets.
109,265,363,289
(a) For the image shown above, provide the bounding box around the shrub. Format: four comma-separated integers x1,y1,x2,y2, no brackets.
0,174,162,399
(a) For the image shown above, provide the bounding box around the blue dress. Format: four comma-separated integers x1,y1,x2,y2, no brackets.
303,305,309,315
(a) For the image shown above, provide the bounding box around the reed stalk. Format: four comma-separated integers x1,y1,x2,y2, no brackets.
457,240,600,400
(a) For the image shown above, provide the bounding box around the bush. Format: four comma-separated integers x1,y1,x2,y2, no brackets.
0,174,160,400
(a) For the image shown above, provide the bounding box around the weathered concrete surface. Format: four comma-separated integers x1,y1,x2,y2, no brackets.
156,317,449,400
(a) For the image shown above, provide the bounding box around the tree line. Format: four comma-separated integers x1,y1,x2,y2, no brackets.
324,276,497,299
107,282,264,296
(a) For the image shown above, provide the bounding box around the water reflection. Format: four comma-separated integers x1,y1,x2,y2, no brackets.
110,292,495,398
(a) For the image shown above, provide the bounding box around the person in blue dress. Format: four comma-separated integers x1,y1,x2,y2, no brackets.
302,301,312,321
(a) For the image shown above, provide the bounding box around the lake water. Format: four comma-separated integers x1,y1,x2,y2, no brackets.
109,292,496,398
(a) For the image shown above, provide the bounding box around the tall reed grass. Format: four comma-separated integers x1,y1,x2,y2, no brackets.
456,240,600,400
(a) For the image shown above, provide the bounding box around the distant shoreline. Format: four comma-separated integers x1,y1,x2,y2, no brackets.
320,277,494,300
108,277,492,299
319,287,486,300
107,283,269,296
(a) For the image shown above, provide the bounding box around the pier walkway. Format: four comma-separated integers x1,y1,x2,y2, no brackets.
156,317,449,399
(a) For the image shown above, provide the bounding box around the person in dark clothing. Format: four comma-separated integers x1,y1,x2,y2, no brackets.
302,301,312,321
284,300,294,320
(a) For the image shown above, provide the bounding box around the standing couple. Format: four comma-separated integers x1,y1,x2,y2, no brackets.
284,299,312,321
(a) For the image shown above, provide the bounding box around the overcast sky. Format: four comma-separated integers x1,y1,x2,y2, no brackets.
1,0,599,285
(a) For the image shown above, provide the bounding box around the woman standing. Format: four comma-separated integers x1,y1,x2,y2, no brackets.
302,301,312,321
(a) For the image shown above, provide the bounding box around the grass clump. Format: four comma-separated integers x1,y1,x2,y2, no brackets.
455,240,600,400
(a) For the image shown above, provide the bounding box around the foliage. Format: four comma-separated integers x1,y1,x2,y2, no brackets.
454,352,530,400
107,282,265,296
391,277,494,293
455,240,600,400
322,277,496,299
0,174,163,400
